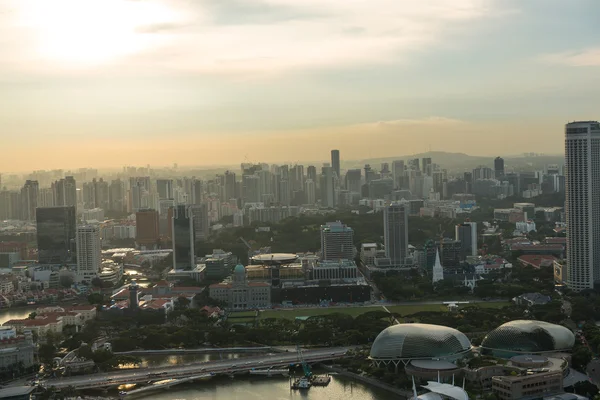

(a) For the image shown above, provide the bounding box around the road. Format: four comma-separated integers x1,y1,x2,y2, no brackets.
29,347,349,390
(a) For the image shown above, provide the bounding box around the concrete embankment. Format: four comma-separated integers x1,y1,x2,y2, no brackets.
320,365,412,399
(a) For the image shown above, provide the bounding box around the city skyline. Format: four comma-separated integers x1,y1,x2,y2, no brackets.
1,0,598,171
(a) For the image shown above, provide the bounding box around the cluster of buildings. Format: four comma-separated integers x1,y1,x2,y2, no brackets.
369,320,583,400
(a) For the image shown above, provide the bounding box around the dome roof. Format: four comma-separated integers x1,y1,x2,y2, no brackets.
370,323,471,360
234,264,246,274
481,320,575,353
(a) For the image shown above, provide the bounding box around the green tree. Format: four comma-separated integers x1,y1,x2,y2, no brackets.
38,343,57,365
87,292,104,305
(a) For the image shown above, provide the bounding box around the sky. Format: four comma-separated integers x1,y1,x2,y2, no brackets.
0,0,599,171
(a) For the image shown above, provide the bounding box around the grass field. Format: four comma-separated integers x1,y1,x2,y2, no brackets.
259,301,511,320
259,306,383,320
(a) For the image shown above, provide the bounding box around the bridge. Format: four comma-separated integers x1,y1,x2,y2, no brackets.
125,374,212,397
31,347,349,391
114,346,277,356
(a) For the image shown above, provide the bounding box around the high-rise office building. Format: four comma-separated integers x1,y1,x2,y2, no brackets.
156,179,173,200
305,179,316,204
331,149,340,180
320,221,354,261
383,202,409,266
76,225,101,282
135,209,160,248
190,203,210,242
455,222,477,260
421,158,432,176
494,157,505,179
172,205,195,270
36,206,76,264
321,165,335,208
345,169,362,194
306,165,317,183
392,160,405,189
565,121,600,291
20,180,39,222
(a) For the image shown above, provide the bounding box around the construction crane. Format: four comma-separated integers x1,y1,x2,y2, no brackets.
296,345,312,378
239,237,254,261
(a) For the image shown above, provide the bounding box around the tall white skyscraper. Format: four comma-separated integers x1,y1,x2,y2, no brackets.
76,225,101,282
383,202,409,266
565,121,600,291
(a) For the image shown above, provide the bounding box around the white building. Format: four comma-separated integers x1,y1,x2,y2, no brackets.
515,220,536,234
76,225,101,283
565,121,600,291
320,221,354,261
383,202,409,266
432,249,444,283
209,264,271,310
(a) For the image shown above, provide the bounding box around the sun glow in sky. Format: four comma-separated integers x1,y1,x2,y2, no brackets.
0,0,599,171
15,0,182,66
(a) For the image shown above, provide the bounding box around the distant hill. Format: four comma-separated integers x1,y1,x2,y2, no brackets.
341,151,564,173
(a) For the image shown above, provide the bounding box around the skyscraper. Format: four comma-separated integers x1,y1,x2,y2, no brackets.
36,206,76,264
76,225,101,282
190,203,210,243
331,149,340,180
321,165,335,208
320,221,354,261
345,169,362,193
565,121,600,291
156,179,173,200
421,158,432,176
52,176,77,209
494,157,505,179
172,205,195,270
455,222,477,260
20,180,39,222
108,179,126,212
135,209,159,248
392,160,405,189
383,202,409,266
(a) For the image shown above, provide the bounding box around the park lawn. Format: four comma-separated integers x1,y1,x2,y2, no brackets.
387,301,511,316
259,306,385,320
387,304,447,315
474,301,510,309
228,311,258,318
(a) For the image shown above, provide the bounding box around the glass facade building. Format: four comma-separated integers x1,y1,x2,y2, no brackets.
481,320,575,357
36,206,76,264
172,205,195,270
370,323,471,361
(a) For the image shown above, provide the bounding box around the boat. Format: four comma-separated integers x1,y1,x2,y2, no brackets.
119,391,128,397
292,377,312,390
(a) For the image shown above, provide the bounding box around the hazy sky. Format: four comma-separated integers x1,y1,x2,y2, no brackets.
0,0,598,171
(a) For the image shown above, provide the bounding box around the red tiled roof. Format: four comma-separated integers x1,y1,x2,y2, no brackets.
518,254,557,268
154,280,171,287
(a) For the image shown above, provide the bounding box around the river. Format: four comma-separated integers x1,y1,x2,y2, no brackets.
131,373,396,400
0,306,37,324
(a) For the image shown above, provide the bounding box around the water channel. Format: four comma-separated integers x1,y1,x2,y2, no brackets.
1,308,395,400
125,372,396,400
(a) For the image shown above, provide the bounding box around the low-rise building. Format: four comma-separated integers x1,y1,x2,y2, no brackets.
0,327,35,371
518,255,557,269
209,264,271,310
